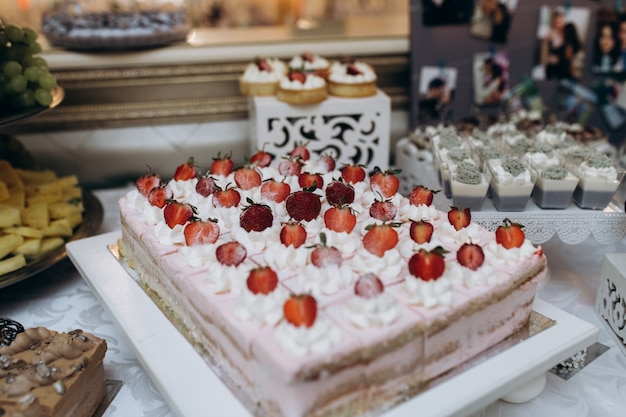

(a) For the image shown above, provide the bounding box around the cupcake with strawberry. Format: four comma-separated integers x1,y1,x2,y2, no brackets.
240,57,287,96
327,58,377,98
276,69,328,105
288,52,330,78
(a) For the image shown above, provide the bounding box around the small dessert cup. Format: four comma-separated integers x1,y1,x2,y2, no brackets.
451,161,490,210
531,164,578,209
569,162,625,210
487,158,536,211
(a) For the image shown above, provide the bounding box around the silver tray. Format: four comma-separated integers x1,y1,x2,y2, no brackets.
0,190,103,289
0,86,64,129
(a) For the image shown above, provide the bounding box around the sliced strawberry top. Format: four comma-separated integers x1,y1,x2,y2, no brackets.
136,171,162,197
284,294,317,328
369,199,397,221
260,178,291,203
240,198,273,232
495,218,525,249
408,247,447,281
234,166,262,191
174,157,197,181
213,185,241,208
323,205,356,234
246,266,279,295
354,273,384,298
256,58,273,72
369,167,401,198
215,241,247,266
298,172,324,189
211,152,234,176
310,232,342,267
346,63,362,76
280,221,307,248
196,175,219,197
325,180,355,206
285,187,322,222
289,141,311,161
147,186,171,208
341,164,366,184
409,185,440,207
362,222,399,257
288,71,307,84
447,206,471,231
278,157,303,176
184,219,220,246
250,148,273,168
457,243,485,271
409,220,434,244
163,201,194,229
301,52,314,62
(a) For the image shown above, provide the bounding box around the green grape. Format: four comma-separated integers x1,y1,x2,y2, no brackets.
5,25,24,43
9,74,27,93
38,73,56,90
32,57,47,68
17,89,35,107
34,88,52,106
3,61,21,77
23,28,37,43
23,66,40,82
0,33,8,47
27,42,42,55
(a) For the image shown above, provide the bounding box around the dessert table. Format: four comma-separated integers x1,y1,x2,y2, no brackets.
1,186,625,417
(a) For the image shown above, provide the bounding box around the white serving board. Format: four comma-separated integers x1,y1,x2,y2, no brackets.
67,231,599,417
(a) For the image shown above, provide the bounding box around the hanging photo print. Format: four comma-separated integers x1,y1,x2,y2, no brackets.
469,0,517,43
594,78,626,130
591,8,626,74
556,79,597,126
422,0,475,26
417,65,458,124
473,51,509,106
531,5,591,81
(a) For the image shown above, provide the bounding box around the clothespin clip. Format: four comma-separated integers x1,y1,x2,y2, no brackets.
438,59,445,75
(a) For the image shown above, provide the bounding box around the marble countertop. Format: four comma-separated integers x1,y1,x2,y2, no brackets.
1,186,625,417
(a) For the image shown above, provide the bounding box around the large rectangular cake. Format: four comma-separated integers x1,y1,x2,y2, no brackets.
118,148,546,417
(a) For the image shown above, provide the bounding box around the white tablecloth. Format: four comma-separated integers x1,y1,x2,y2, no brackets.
1,187,625,417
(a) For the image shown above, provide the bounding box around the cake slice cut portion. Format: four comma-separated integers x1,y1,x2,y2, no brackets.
0,327,107,417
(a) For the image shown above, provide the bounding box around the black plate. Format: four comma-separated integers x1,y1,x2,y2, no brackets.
0,190,103,289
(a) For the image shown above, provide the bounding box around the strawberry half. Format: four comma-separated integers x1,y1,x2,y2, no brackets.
255,57,273,72
246,266,279,295
211,152,234,176
408,247,447,281
298,172,324,189
284,294,317,328
280,221,307,248
363,222,400,257
174,157,197,181
341,164,366,184
240,198,273,232
234,166,262,191
147,186,171,208
196,174,219,197
163,201,194,229
285,186,322,222
370,167,401,198
136,169,162,197
215,241,247,266
457,243,485,271
409,185,440,207
346,63,362,76
325,179,355,206
278,157,303,176
316,154,336,173
324,204,356,234
289,141,310,161
354,273,384,298
495,218,525,249
260,178,291,203
250,146,273,168
409,219,434,244
288,71,307,84
184,218,220,246
310,232,342,267
369,198,397,221
447,206,471,231
213,184,241,208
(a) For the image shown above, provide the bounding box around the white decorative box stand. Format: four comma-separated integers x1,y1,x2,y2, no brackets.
596,253,626,356
248,90,390,170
